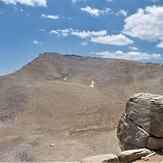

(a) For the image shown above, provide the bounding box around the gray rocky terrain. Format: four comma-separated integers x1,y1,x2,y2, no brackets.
0,53,163,161
118,93,163,151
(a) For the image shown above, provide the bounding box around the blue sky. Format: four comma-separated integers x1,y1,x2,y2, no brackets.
0,0,163,75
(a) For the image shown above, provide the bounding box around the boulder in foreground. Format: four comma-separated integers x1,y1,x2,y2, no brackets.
117,93,163,150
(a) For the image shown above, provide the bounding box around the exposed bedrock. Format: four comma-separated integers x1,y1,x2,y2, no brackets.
117,93,163,150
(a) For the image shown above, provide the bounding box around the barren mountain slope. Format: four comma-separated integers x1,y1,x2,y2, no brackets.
0,53,163,161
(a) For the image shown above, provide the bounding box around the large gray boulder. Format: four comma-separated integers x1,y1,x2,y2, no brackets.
125,93,163,137
117,93,163,150
117,114,149,150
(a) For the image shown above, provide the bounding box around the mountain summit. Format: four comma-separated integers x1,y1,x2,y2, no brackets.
0,52,163,161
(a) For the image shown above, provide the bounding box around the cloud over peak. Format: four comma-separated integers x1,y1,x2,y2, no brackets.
50,29,107,38
91,34,134,46
72,30,107,38
95,50,161,61
50,28,133,46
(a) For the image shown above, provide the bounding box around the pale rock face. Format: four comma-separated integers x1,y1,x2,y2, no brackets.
117,114,149,150
117,93,163,150
118,148,152,162
126,93,163,137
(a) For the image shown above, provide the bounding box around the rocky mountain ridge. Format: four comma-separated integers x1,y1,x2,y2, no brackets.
0,52,163,161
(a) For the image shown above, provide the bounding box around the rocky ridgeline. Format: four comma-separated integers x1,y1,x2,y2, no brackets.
117,93,163,151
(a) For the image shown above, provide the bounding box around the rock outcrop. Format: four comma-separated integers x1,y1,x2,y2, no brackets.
118,148,152,162
81,148,152,163
117,93,163,150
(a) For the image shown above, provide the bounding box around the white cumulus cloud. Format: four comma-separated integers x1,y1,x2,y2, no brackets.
50,29,73,37
41,14,59,20
129,46,138,51
50,29,133,46
116,9,127,17
149,0,160,2
81,41,88,46
81,6,110,17
123,6,163,48
71,30,107,38
91,34,134,46
72,0,81,3
95,50,161,61
32,40,43,45
0,0,47,6
50,29,107,38
156,42,163,48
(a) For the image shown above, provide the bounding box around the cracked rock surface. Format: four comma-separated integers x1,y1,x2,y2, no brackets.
117,93,163,150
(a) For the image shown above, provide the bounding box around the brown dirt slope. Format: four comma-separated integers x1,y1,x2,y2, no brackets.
0,52,163,161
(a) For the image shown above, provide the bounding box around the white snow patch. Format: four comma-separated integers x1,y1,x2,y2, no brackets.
89,80,95,88
64,77,68,81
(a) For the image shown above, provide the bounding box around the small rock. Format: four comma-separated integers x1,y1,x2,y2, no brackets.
50,144,54,147
64,77,68,81
89,80,95,88
81,154,119,163
141,152,156,161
